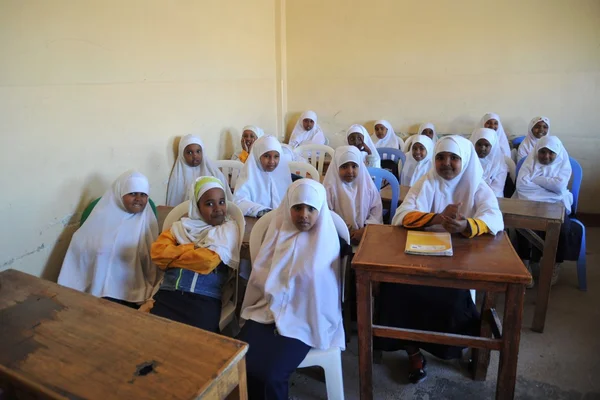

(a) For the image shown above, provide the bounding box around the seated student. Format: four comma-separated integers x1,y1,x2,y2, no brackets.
150,176,240,332
231,125,264,163
58,171,160,309
403,122,438,152
288,110,326,149
346,124,381,168
166,134,232,206
239,179,345,400
378,135,504,384
400,134,434,186
371,119,404,150
480,112,511,159
514,136,573,287
234,135,292,217
323,146,383,245
470,128,508,197
517,116,550,163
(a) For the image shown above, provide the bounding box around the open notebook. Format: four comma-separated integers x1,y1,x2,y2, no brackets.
404,231,453,256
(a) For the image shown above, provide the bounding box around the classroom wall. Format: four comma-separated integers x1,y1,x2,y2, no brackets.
285,0,600,211
0,0,279,279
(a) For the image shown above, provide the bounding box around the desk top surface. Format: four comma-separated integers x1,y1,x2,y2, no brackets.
0,269,248,399
352,225,531,284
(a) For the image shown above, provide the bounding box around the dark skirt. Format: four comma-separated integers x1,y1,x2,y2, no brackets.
150,289,221,333
103,297,140,310
375,283,480,360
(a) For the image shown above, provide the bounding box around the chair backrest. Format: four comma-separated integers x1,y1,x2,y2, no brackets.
367,167,399,219
294,144,335,177
288,161,320,182
515,156,526,178
214,160,244,189
377,147,406,174
512,136,525,147
162,201,190,232
505,156,516,183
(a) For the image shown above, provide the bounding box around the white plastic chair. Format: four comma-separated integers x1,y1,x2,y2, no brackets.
162,200,245,332
288,161,320,182
214,160,244,189
249,210,348,400
294,144,335,177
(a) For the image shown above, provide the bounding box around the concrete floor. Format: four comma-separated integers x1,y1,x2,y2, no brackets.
288,228,600,399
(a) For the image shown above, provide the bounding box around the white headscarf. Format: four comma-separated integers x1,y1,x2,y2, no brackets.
346,124,381,168
470,128,508,197
241,179,345,350
515,136,572,214
58,171,160,303
288,110,327,148
480,113,511,159
234,135,292,216
171,176,240,270
403,123,438,152
392,135,504,234
518,116,550,162
166,134,232,206
401,135,434,186
239,125,264,152
371,120,404,149
323,146,383,230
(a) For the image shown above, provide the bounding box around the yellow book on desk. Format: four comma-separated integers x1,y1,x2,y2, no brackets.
405,231,453,256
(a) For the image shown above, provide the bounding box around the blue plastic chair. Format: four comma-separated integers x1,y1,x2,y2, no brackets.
515,156,587,290
377,147,406,176
512,136,525,147
368,167,399,222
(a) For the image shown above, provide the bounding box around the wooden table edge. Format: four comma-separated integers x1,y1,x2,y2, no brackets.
198,343,249,398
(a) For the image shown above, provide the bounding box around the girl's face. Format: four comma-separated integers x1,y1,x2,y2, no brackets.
484,119,499,131
302,118,315,131
475,139,492,159
374,124,388,139
532,121,549,139
197,188,226,226
339,162,359,183
242,130,258,150
290,204,318,232
348,132,364,149
122,192,148,214
412,143,427,162
260,150,280,172
183,144,203,167
537,147,557,165
435,152,462,180
421,129,434,140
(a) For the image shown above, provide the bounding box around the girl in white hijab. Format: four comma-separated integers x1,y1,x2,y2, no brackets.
480,112,511,159
288,110,327,149
403,122,438,152
231,125,264,163
166,134,232,206
517,116,550,162
239,179,344,399
323,146,383,244
470,128,508,197
400,134,434,186
515,136,573,287
371,119,404,149
346,124,381,168
379,136,504,383
150,176,240,332
234,135,292,217
58,171,160,309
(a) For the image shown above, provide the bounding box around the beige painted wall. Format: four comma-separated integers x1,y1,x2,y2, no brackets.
286,0,600,211
0,0,278,278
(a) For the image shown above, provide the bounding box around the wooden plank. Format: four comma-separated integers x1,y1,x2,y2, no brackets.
368,271,506,292
472,292,497,381
0,270,248,400
372,326,503,351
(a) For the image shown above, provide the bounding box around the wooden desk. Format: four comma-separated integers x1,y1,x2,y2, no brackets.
352,225,530,400
0,269,248,399
380,184,564,332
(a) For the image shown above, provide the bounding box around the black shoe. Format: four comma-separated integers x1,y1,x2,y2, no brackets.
408,353,427,384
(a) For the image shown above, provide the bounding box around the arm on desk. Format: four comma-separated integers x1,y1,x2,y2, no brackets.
151,231,221,274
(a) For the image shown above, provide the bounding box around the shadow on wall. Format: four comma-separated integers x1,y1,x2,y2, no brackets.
41,173,110,282
219,128,235,159
284,112,302,143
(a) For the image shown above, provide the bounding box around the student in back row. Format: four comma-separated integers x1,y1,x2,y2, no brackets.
517,116,550,162
470,128,508,197
166,134,232,206
403,123,438,152
288,110,326,149
400,134,433,186
232,125,264,163
346,124,381,168
371,119,404,150
480,112,511,159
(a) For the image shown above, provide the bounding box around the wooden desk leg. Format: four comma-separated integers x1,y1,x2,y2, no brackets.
355,270,373,400
497,284,525,400
532,220,561,333
473,291,497,381
225,357,248,400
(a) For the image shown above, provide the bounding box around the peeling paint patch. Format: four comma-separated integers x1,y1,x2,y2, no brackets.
1,244,45,268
